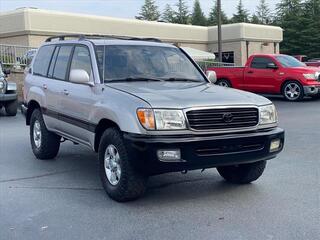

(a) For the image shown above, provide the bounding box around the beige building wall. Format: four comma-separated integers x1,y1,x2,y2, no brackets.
0,8,283,66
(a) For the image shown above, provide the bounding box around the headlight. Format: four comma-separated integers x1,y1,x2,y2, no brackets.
137,109,186,130
303,73,316,80
259,104,277,125
0,80,4,89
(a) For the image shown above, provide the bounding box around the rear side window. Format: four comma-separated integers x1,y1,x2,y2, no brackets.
33,45,55,76
70,46,92,77
53,46,73,80
251,57,275,69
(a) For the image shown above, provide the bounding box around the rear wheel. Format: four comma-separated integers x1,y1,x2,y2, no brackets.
99,128,147,202
216,79,232,88
30,109,60,159
282,81,304,101
5,99,18,116
217,161,266,184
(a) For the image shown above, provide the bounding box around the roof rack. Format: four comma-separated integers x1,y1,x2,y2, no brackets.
45,34,162,43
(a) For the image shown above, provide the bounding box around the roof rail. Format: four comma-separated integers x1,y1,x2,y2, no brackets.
45,34,162,43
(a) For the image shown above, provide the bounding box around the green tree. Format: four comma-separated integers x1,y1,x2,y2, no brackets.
191,0,207,26
162,4,175,23
250,14,260,24
256,0,272,24
207,0,229,26
301,0,320,58
135,0,160,21
232,0,250,23
174,0,190,24
275,0,305,55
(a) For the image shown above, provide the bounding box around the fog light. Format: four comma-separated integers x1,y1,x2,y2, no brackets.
157,149,181,162
270,139,281,152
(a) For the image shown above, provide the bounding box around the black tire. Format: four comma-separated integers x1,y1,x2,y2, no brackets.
99,128,147,202
282,81,304,101
217,161,266,184
216,79,232,88
5,99,18,116
30,109,60,160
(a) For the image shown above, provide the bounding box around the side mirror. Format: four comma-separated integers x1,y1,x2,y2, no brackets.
69,69,92,85
3,69,11,75
206,70,217,84
266,63,278,69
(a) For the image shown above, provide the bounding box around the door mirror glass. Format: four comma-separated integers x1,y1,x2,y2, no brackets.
206,70,217,84
266,63,278,69
69,69,91,85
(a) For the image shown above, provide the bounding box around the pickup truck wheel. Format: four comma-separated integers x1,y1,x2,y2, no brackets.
216,79,231,88
99,128,147,202
217,161,266,184
282,81,304,101
5,99,18,116
30,109,60,160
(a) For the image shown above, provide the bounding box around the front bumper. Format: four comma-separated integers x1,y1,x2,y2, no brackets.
0,93,17,102
304,85,320,96
21,103,28,117
123,127,285,175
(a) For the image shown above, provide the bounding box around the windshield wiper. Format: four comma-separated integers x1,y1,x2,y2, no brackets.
105,77,164,83
164,77,202,82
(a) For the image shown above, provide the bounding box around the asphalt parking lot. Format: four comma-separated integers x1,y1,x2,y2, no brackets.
1,97,319,240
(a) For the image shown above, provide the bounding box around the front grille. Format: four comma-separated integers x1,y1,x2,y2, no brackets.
186,107,259,131
196,141,265,156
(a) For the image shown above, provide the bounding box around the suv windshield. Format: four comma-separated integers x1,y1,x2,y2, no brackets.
96,45,206,83
276,55,306,68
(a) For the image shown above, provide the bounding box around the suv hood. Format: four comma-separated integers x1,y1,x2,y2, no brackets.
107,82,271,108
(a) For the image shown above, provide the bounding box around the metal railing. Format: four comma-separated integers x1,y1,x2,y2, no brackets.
0,44,37,68
196,60,236,71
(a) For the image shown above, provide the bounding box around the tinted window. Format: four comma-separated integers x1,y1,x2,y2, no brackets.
53,46,73,80
33,45,55,76
48,47,59,78
70,46,92,76
97,45,205,82
251,57,275,69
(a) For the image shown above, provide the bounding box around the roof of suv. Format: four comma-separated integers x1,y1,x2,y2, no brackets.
44,35,175,48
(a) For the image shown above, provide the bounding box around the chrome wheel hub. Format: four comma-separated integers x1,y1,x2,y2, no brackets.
104,144,121,186
33,120,42,148
285,83,301,100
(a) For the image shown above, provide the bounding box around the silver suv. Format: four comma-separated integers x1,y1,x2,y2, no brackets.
22,35,284,202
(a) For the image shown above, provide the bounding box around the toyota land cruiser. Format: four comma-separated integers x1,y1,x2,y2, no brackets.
22,35,284,202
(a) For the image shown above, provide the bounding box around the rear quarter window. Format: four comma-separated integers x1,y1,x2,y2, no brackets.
33,45,55,76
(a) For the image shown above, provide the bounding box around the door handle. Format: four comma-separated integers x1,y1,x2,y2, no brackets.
63,89,69,96
247,71,254,74
42,84,47,90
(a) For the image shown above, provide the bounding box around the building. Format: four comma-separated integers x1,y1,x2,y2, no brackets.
0,8,283,66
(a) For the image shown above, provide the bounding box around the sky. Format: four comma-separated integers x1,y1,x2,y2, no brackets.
0,0,281,19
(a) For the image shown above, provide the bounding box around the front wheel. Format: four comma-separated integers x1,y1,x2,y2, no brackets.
99,128,147,202
5,99,18,116
30,109,61,159
216,79,232,88
282,81,304,101
217,161,266,184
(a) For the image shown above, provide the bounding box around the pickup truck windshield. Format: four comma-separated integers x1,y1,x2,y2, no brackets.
96,45,206,83
276,55,306,68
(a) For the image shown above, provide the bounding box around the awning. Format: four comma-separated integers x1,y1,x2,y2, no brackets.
181,47,215,61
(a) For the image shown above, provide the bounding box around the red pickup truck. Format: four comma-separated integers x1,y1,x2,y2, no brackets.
294,55,320,68
208,54,320,101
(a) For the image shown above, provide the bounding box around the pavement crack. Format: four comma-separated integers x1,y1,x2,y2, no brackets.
149,177,208,190
0,170,79,183
8,186,103,191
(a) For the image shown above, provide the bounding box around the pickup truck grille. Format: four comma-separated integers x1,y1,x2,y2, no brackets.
186,107,259,131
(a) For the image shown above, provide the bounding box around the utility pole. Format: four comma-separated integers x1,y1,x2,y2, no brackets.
217,0,222,62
